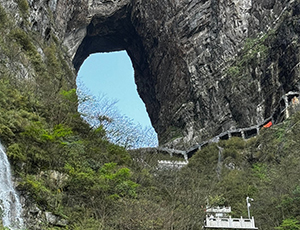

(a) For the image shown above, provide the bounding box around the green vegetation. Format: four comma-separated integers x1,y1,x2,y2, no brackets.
0,5,7,27
0,2,300,230
160,125,183,144
189,113,300,229
16,0,29,17
276,219,300,230
226,30,274,79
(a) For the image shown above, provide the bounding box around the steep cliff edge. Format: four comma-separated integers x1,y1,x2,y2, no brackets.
4,0,300,148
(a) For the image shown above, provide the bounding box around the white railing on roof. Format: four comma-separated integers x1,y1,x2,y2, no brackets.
206,206,231,213
205,216,258,229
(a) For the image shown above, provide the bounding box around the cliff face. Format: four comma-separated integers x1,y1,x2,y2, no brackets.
2,1,300,229
9,0,300,148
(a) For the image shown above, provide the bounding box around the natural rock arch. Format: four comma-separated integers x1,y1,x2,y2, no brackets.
63,0,192,146
71,2,162,140
57,0,300,148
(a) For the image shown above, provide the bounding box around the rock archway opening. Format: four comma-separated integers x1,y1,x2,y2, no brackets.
72,5,161,145
77,51,158,148
77,51,153,128
70,2,192,146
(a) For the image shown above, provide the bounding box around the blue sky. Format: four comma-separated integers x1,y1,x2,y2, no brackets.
77,51,153,128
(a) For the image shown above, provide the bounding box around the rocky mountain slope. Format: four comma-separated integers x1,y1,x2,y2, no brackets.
1,0,300,229
2,0,299,149
63,0,300,148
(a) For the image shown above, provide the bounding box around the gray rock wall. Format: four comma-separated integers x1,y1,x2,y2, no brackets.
17,0,300,149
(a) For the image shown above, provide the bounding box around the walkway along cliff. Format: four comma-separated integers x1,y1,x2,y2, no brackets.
157,91,300,161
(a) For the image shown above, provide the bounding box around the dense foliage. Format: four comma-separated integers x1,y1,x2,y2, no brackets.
1,2,300,230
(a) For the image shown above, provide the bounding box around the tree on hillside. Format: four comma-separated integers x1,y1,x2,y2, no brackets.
275,219,300,230
77,81,158,149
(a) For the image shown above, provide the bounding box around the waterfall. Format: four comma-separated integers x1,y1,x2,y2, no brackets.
0,143,24,229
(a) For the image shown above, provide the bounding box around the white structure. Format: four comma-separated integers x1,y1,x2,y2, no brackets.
205,216,257,229
157,160,188,169
206,206,231,217
204,206,258,229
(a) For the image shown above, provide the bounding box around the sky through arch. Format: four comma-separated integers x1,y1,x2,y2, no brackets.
77,51,158,148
